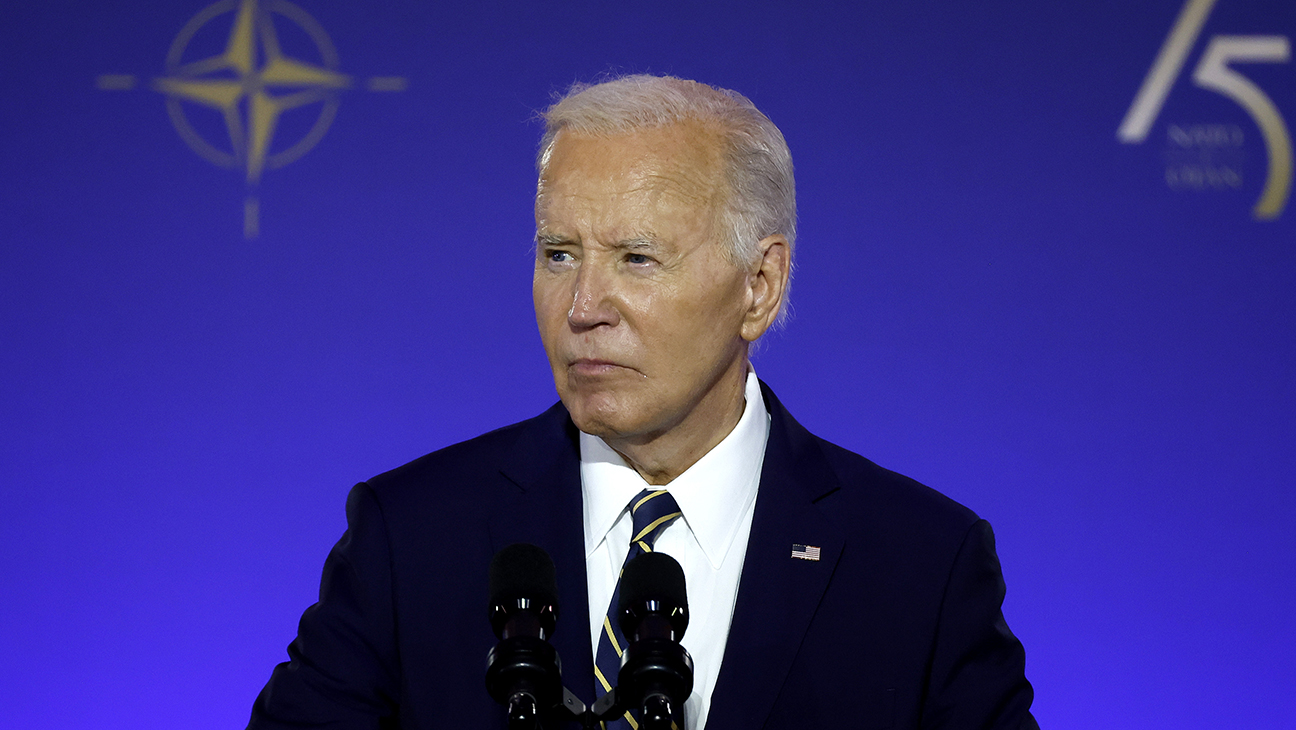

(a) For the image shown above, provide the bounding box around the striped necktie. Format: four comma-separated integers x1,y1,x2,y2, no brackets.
594,489,684,729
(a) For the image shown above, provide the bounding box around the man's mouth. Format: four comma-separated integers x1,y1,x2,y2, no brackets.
568,358,629,376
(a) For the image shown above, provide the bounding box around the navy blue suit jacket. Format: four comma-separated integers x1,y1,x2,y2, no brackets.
249,383,1036,728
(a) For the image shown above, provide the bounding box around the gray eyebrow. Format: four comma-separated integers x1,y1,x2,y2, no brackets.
535,232,571,247
612,236,659,251
534,233,662,250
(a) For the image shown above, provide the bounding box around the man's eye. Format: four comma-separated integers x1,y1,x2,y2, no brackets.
626,253,651,265
547,250,573,263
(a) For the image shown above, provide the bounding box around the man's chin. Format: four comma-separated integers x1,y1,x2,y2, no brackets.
563,403,621,439
560,390,642,439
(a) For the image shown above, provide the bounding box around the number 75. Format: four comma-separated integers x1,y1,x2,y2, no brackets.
1118,0,1291,220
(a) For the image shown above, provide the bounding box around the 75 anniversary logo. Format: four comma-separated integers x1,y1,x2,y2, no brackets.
1118,0,1291,220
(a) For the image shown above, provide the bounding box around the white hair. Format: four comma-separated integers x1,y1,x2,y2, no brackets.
538,74,796,324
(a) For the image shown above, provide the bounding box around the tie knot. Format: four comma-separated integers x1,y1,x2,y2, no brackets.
628,489,682,550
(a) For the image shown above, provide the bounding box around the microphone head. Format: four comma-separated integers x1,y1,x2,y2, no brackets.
488,544,559,638
618,551,689,639
490,543,559,607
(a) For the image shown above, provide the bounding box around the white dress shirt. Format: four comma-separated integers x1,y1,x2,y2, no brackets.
580,370,769,730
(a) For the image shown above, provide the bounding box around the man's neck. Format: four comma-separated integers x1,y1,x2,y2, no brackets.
604,362,750,485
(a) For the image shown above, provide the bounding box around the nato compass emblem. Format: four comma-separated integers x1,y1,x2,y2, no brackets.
97,0,407,238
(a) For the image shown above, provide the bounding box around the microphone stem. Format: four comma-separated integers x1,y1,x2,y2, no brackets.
507,692,539,730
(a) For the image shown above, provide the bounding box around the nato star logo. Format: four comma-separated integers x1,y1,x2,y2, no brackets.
97,0,407,238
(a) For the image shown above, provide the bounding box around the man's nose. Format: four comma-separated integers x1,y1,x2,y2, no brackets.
568,263,621,329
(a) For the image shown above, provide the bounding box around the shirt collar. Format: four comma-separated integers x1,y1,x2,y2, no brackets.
580,370,769,569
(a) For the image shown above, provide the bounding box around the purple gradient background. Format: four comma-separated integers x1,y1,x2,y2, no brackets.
2,1,1293,727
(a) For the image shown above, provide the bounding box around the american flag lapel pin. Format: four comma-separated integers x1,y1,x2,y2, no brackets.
790,543,821,561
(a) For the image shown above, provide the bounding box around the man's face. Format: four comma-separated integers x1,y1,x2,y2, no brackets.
533,123,753,444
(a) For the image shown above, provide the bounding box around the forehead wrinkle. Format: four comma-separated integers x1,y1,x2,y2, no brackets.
538,127,725,201
550,173,712,212
535,124,728,251
586,143,722,208
636,160,722,207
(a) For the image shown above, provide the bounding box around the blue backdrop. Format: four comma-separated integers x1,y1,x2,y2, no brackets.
2,1,1293,727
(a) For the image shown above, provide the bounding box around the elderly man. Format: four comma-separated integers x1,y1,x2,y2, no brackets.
249,75,1037,730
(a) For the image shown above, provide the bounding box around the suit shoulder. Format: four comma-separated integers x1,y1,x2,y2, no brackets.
812,434,981,535
759,380,980,540
362,402,570,505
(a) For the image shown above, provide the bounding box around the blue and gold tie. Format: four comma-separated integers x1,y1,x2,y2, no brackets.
594,489,684,729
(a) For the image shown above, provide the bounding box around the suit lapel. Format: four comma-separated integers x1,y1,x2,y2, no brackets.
487,403,597,708
707,383,845,729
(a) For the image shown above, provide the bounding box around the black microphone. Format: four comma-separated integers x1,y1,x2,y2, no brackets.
615,552,694,730
485,544,564,730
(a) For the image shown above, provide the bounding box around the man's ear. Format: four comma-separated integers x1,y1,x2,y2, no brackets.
740,234,790,342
